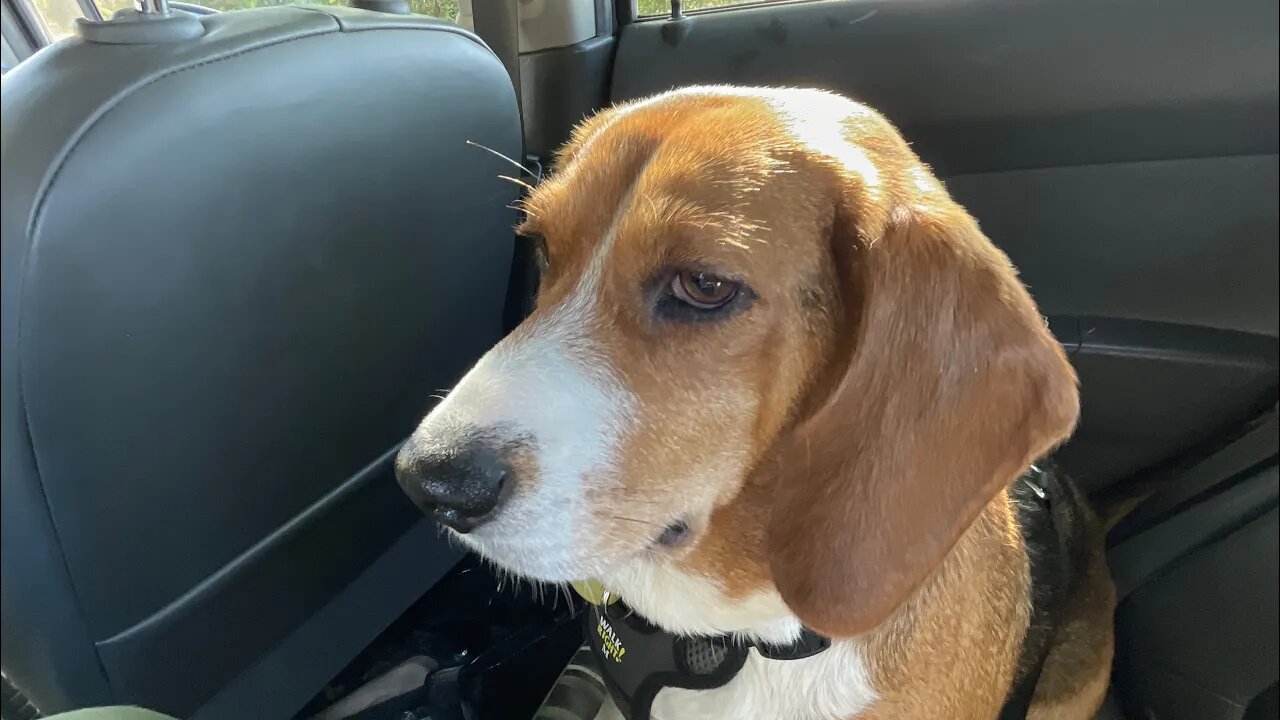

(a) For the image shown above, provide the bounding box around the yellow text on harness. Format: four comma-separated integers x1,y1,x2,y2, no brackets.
595,613,627,663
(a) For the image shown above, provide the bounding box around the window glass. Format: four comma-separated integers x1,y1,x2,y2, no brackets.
95,0,130,16
28,0,88,41
637,0,794,17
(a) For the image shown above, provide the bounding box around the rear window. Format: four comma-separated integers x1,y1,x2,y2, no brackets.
636,0,796,17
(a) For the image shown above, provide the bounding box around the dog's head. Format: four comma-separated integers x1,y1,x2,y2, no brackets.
396,87,1078,638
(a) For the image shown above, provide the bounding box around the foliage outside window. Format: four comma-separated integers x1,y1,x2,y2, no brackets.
636,0,793,16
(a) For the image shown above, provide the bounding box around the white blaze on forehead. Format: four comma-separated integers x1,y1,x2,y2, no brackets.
411,168,645,581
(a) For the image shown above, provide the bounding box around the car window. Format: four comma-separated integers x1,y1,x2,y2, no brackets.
25,0,87,41
636,0,797,17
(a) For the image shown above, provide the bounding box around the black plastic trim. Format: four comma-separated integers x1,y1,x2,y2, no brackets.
94,447,427,715
520,35,616,158
192,521,460,720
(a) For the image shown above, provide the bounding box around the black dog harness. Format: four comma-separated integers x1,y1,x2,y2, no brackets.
581,467,1067,720
1001,463,1076,719
585,601,829,720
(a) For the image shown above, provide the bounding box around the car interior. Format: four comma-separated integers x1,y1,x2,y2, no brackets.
1,0,1276,719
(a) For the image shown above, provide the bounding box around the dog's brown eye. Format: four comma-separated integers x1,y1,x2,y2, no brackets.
671,270,739,310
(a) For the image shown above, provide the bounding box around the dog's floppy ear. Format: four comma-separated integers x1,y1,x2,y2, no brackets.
766,191,1080,638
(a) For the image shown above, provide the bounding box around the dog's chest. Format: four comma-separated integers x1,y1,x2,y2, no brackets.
595,561,880,720
590,643,877,720
654,643,877,720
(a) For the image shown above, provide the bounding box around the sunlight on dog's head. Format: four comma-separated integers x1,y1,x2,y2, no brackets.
398,89,844,579
396,87,1079,638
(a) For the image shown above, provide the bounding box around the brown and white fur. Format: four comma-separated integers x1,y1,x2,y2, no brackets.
396,87,1116,720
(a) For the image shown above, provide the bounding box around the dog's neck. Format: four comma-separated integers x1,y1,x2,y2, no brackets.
599,491,1031,719
846,491,1032,719
600,556,805,645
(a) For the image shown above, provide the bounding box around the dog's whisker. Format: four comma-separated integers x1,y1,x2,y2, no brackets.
593,495,673,506
466,139,536,177
498,174,538,193
508,202,540,219
607,514,663,527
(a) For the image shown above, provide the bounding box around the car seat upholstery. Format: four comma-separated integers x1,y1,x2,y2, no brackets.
1,6,521,717
1107,416,1279,720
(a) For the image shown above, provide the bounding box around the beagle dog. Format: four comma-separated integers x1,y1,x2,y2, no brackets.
396,87,1116,720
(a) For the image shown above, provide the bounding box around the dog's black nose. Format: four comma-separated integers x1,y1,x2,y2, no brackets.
395,436,513,533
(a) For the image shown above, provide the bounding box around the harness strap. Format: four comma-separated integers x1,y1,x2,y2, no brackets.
1000,467,1072,719
1000,642,1053,720
755,629,830,661
585,602,831,720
